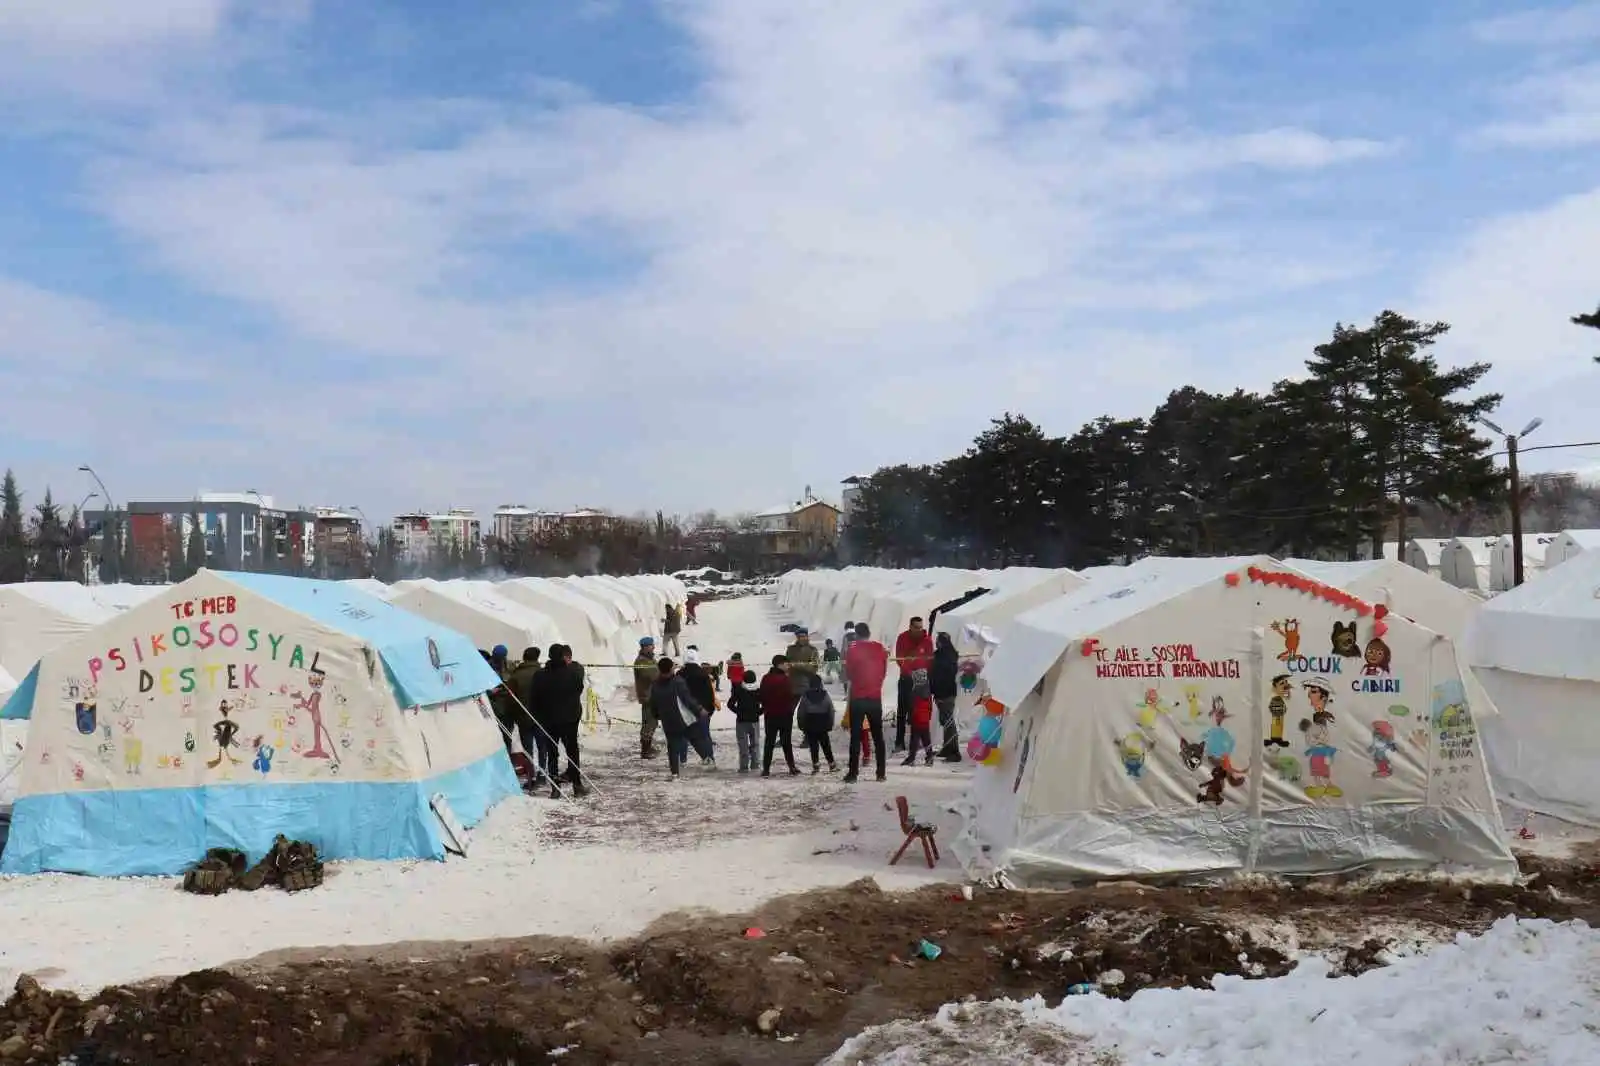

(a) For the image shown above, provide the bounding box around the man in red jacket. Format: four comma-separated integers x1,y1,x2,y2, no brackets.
893,617,935,753
842,621,890,783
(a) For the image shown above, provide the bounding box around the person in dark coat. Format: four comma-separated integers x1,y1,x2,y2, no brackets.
796,671,838,774
727,661,765,773
759,656,799,776
649,658,714,778
505,647,543,760
532,644,588,797
930,632,963,761
680,650,716,718
633,637,660,759
481,649,517,754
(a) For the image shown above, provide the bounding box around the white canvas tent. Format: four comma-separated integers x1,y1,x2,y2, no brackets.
954,556,1514,884
1467,548,1600,827
342,578,395,600
1404,538,1451,578
1547,529,1600,569
0,663,18,804
495,577,631,672
1441,537,1496,593
937,568,1086,657
389,579,560,656
0,571,517,875
1489,534,1557,592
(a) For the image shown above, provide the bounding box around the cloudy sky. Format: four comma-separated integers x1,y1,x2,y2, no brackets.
2,0,1599,521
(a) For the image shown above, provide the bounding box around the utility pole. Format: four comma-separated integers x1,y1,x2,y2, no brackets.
1479,416,1543,588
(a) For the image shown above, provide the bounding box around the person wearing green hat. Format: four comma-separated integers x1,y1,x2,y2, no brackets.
634,636,659,759
785,627,821,694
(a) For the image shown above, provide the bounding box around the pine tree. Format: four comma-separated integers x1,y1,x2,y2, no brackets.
28,489,67,580
1576,306,1600,362
0,470,26,581
66,507,87,583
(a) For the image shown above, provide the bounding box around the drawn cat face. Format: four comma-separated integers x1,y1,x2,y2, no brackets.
1179,736,1205,771
1331,621,1360,657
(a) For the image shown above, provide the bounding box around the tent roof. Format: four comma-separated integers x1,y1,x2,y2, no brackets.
0,582,115,623
984,556,1251,707
1558,528,1600,549
1468,546,1600,682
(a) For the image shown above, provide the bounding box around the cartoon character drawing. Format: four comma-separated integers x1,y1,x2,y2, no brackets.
207,701,242,769
1362,636,1392,676
1178,735,1206,771
1197,765,1233,806
1265,674,1291,749
183,731,195,753
1271,620,1301,662
1182,685,1202,721
1298,680,1340,799
291,667,339,763
1201,697,1247,787
252,737,276,776
1330,621,1360,658
1134,688,1166,738
1117,733,1148,778
72,761,85,782
1267,752,1302,783
74,699,97,736
122,737,143,775
1369,720,1397,778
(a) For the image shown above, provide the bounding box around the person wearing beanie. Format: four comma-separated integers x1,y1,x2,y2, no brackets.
481,649,517,755
797,671,839,774
633,637,660,759
784,627,821,694
649,657,715,777
679,648,716,720
532,644,588,797
506,647,543,762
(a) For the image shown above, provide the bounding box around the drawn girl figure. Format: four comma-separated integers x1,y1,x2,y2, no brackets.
1202,696,1245,787
1368,720,1397,778
207,701,242,769
291,667,339,763
1362,636,1392,676
1265,674,1292,749
1298,679,1340,799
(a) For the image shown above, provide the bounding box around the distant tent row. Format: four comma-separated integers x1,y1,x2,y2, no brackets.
1402,530,1600,594
777,549,1598,883
0,572,690,876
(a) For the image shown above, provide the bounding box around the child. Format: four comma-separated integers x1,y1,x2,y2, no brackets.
903,691,935,766
726,653,746,688
727,664,764,773
821,639,842,684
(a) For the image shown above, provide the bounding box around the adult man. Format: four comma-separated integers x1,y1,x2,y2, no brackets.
662,604,684,657
532,644,589,798
633,637,660,759
784,627,821,695
841,621,889,783
649,657,715,778
893,617,935,753
505,647,543,760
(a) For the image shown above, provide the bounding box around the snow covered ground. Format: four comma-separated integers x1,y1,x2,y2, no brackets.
827,915,1600,1065
0,596,971,995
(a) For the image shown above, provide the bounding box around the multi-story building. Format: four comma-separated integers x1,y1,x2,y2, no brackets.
86,492,316,580
492,505,549,544
840,475,867,525
392,509,482,563
311,507,366,577
751,490,842,571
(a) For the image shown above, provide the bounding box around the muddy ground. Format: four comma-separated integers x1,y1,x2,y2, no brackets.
2,854,1595,1066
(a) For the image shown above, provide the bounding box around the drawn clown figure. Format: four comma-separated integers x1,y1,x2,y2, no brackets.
291,667,339,763
1299,678,1341,799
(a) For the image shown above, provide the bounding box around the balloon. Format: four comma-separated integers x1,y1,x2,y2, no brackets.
982,697,1006,717
967,735,989,760
978,716,1004,745
980,746,1003,766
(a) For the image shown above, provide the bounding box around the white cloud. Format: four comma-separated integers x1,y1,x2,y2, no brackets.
2,0,1405,514
1480,62,1600,147
0,0,229,49
1470,2,1600,47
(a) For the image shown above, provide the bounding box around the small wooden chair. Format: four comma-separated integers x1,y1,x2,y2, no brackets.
890,795,939,868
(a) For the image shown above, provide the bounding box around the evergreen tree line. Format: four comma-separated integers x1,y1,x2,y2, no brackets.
845,310,1597,568
0,472,89,584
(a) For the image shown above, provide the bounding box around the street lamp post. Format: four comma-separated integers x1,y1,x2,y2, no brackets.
1478,416,1544,587
78,465,117,583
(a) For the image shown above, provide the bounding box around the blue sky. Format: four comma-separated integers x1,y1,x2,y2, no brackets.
1,0,1599,521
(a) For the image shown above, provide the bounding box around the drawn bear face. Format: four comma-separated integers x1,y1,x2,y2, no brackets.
1331,621,1360,657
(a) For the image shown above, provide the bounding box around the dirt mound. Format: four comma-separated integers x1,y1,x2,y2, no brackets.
3,859,1597,1065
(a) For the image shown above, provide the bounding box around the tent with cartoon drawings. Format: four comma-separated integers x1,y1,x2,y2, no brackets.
0,570,518,876
950,556,1516,885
